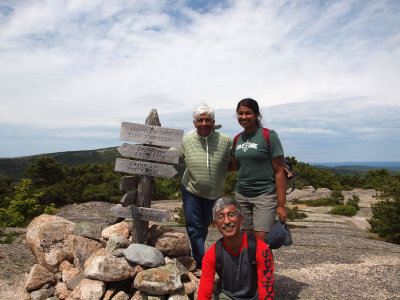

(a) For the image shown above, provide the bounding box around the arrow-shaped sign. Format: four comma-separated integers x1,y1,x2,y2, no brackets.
114,158,177,178
118,143,179,164
111,204,171,223
120,122,183,148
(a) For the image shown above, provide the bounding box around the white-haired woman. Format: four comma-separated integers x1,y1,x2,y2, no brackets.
180,103,232,273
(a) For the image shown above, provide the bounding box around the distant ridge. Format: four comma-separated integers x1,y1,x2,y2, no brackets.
0,147,121,181
310,161,400,168
2,147,399,181
311,161,400,176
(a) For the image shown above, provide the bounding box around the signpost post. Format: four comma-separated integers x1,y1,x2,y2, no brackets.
113,109,184,244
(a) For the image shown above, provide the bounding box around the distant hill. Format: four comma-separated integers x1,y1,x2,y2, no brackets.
311,162,400,176
2,147,399,182
0,147,122,181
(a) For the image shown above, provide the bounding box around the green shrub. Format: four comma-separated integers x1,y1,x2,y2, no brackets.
222,172,237,198
330,205,357,216
287,206,308,221
342,185,353,191
152,178,181,200
43,203,56,215
368,179,400,243
174,206,186,227
0,179,55,228
347,194,360,211
330,189,345,205
293,197,338,207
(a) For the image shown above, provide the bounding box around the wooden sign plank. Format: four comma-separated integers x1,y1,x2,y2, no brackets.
119,122,183,148
118,143,179,164
111,204,171,223
115,158,177,178
120,191,137,207
119,176,138,191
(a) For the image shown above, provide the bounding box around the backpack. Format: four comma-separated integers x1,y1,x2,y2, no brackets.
215,233,257,279
232,128,295,194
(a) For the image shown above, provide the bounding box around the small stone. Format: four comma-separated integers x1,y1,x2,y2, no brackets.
123,244,165,268
25,264,56,291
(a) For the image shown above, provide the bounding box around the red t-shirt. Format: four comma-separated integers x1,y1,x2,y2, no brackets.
198,234,274,299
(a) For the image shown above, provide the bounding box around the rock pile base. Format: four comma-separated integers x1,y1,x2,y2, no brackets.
24,214,201,300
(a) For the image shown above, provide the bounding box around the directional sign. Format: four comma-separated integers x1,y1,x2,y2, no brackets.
111,204,171,223
120,122,184,148
114,158,177,178
118,143,179,164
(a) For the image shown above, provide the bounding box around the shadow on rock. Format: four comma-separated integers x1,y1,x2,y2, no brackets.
275,274,309,300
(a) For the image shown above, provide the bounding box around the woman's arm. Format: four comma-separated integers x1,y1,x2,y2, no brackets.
228,156,237,171
271,155,287,223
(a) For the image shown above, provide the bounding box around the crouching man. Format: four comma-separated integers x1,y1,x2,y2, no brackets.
198,198,274,300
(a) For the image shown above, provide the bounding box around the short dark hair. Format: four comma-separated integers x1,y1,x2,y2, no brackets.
212,198,242,220
236,98,262,127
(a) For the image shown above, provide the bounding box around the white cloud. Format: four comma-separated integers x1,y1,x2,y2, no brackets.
0,0,399,160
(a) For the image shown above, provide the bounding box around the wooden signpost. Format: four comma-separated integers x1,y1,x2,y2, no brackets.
112,109,184,244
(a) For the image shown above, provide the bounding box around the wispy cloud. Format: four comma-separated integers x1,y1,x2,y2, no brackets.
0,0,399,160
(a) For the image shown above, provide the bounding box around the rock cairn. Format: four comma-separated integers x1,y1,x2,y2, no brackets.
24,214,202,300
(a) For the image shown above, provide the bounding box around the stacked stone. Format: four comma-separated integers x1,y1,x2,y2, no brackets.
24,214,201,300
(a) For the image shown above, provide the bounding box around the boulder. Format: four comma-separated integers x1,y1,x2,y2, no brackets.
134,263,182,295
102,288,117,300
54,282,71,299
168,288,190,300
106,234,131,254
111,291,130,300
73,221,102,241
149,231,191,258
176,256,196,272
131,290,166,300
26,214,75,272
182,272,199,297
65,278,105,300
165,257,189,281
62,266,80,286
101,222,130,240
30,286,55,300
59,260,74,272
25,264,56,291
70,235,103,271
84,254,137,282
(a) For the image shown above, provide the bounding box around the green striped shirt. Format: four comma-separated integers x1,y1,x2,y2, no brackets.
180,131,232,200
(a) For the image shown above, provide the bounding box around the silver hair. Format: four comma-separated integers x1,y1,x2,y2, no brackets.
192,103,215,121
212,197,242,220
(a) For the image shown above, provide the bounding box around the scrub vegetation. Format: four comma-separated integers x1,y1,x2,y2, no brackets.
0,156,399,244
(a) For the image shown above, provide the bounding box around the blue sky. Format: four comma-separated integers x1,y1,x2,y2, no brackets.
0,0,399,162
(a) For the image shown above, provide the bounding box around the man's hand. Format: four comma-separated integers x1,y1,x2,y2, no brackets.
277,206,288,223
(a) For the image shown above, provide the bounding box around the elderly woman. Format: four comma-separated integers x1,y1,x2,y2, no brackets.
180,103,232,272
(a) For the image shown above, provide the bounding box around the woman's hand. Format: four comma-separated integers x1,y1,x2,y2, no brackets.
277,206,288,223
272,155,287,223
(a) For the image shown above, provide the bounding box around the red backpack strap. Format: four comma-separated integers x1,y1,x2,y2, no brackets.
232,132,242,149
262,128,270,147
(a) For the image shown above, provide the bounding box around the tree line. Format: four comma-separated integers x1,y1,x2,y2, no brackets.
0,156,399,243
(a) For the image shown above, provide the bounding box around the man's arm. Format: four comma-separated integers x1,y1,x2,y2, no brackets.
198,245,217,300
256,240,274,299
